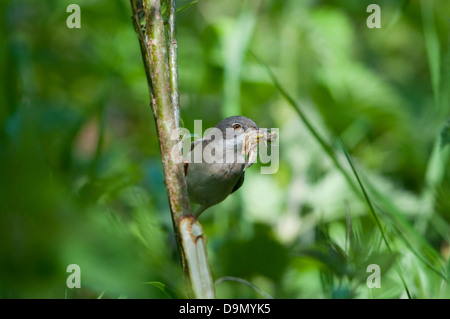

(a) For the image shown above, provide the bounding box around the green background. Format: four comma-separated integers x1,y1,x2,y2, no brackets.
0,0,449,298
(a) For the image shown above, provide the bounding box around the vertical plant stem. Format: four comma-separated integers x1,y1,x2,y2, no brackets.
130,0,215,299
167,0,180,129
131,0,191,295
143,0,189,225
130,0,154,101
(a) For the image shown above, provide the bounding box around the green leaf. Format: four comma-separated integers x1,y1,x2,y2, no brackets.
421,0,441,105
162,0,198,17
215,276,273,299
145,281,176,299
440,120,450,148
97,290,106,299
177,0,198,14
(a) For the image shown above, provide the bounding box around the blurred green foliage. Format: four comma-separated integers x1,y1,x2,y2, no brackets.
0,0,449,298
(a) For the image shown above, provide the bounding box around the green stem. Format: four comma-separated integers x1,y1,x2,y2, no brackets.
167,0,180,128
130,0,215,299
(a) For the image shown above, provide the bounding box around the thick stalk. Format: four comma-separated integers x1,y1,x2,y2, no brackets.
167,0,181,128
130,0,215,298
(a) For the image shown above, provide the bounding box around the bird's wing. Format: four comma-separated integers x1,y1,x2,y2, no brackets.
183,139,207,176
183,161,188,176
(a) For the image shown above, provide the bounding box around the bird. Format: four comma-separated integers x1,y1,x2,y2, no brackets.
183,116,272,217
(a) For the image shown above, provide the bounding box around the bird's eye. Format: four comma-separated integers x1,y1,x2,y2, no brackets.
232,123,242,130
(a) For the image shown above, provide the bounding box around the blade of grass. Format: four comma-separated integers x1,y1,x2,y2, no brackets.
145,281,176,299
345,201,351,255
366,183,448,280
424,122,450,192
162,0,197,15
249,51,361,197
338,139,390,250
253,52,447,290
338,139,412,298
97,290,106,299
223,3,258,117
417,0,449,263
339,139,447,282
215,276,274,299
177,0,198,14
420,0,441,107
418,121,450,233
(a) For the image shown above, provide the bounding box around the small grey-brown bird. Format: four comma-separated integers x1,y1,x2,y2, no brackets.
184,116,272,217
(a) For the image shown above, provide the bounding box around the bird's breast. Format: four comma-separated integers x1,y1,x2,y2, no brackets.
185,145,245,208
